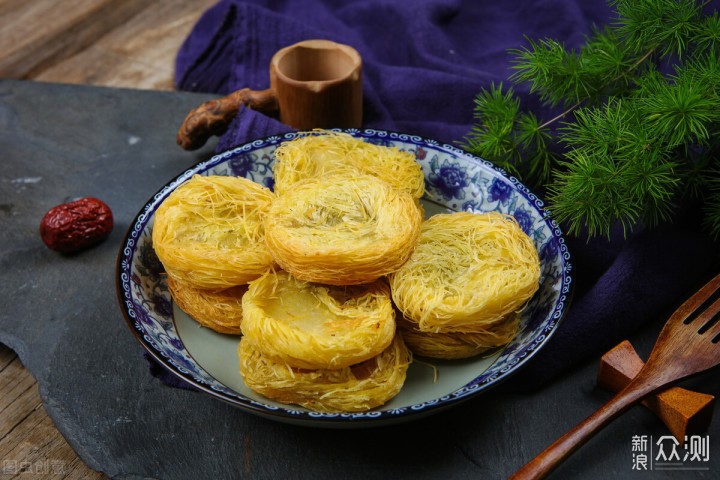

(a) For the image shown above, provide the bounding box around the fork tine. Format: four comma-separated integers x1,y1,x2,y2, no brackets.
707,325,720,344
695,297,720,333
673,272,720,326
703,308,720,341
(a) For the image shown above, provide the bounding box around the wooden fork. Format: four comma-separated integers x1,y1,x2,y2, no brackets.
510,272,720,480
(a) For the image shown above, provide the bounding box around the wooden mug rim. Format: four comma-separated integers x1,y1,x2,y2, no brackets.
270,39,362,90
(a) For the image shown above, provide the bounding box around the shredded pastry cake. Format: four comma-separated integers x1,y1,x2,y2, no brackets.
238,335,411,413
397,313,521,359
167,276,246,335
389,211,540,333
241,270,396,369
264,174,423,285
152,174,276,289
272,130,425,198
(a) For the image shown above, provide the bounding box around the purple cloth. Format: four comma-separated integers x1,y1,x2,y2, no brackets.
175,0,613,148
144,352,197,390
173,0,716,391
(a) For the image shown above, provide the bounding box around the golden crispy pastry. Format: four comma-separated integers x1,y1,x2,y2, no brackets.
167,276,246,335
272,130,425,198
264,174,423,285
389,211,540,333
241,270,396,369
152,174,276,289
397,313,521,359
238,335,411,413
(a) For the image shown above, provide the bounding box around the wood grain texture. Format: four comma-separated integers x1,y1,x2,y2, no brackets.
33,0,219,90
597,340,716,442
0,0,217,477
0,0,218,90
0,0,148,80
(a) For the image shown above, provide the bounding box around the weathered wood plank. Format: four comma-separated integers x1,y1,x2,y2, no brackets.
0,0,149,79
34,0,218,90
0,397,105,479
0,371,41,440
0,356,38,423
0,394,46,465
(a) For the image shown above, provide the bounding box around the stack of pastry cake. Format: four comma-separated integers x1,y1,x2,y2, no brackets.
151,130,541,412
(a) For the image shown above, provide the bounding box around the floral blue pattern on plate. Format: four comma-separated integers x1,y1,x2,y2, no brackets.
116,129,572,427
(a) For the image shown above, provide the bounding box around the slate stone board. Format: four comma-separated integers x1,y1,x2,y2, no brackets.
1,79,719,480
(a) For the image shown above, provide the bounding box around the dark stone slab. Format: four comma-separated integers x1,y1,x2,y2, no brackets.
1,79,719,479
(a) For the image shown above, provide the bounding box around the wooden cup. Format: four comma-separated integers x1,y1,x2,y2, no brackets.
176,39,363,150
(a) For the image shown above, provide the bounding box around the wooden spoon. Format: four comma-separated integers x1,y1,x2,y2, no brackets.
510,272,720,479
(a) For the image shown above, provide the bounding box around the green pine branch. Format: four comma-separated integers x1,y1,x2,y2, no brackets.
461,0,720,239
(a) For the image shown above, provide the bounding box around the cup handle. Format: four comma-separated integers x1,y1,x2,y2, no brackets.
176,88,279,150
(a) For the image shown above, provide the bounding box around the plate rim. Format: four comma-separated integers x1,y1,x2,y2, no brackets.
115,128,573,426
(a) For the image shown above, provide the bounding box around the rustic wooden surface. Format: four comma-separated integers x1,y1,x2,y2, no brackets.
0,1,217,477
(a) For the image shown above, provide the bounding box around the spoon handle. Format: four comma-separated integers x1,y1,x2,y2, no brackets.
509,381,656,480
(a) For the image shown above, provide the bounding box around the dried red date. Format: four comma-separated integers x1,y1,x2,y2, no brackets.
40,197,114,253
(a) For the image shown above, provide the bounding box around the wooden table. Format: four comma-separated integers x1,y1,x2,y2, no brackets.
0,1,217,477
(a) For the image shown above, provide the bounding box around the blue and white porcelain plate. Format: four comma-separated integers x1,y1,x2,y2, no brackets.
116,129,572,427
